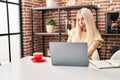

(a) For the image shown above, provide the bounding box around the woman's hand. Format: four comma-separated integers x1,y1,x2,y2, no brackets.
67,37,71,42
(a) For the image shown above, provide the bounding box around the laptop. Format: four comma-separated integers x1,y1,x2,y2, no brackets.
49,42,89,67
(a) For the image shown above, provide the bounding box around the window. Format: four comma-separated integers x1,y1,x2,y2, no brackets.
0,0,22,65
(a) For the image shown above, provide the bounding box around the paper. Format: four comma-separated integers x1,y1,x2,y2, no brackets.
106,60,120,67
90,60,120,69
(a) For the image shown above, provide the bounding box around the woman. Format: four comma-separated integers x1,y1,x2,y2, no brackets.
67,8,104,60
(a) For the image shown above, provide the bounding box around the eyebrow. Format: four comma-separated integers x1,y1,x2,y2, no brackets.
78,17,84,20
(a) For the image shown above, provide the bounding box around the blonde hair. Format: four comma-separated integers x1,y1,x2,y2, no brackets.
76,8,99,47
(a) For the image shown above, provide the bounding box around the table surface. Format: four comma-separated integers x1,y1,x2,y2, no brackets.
0,56,120,80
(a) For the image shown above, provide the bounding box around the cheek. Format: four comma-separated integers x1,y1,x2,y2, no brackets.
78,21,82,25
78,21,81,25
78,22,82,27
83,21,85,26
78,21,84,26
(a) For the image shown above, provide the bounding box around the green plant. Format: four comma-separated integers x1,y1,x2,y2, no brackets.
45,18,56,26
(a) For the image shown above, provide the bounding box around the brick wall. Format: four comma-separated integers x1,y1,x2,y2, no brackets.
22,0,45,56
22,0,120,59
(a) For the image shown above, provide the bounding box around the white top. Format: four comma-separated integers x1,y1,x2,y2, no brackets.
68,28,104,60
0,56,120,80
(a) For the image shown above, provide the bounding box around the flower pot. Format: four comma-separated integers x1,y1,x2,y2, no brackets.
46,0,56,7
46,25,55,33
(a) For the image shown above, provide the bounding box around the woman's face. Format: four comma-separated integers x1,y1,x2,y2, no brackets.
78,14,86,31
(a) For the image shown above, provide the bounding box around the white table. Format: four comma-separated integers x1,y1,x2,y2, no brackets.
0,56,120,80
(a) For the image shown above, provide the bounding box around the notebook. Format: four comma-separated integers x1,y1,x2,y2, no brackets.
90,60,120,69
49,42,89,67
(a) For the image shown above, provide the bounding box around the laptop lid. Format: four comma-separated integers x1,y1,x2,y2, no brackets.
49,42,89,67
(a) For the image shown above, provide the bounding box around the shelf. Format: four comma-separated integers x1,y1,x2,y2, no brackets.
31,5,98,56
32,5,97,11
101,33,120,36
34,33,68,36
32,7,58,11
61,33,68,36
59,5,97,10
34,33,120,36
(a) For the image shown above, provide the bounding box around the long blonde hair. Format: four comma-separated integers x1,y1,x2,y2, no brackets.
76,8,99,47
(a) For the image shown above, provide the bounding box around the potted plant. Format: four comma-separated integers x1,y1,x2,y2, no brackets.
45,18,56,33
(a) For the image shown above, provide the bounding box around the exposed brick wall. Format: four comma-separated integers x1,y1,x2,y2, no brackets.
22,0,120,59
22,0,45,56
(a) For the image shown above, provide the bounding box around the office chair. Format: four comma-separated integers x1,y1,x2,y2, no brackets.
110,50,120,60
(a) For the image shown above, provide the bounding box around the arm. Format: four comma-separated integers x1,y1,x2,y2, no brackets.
88,40,100,57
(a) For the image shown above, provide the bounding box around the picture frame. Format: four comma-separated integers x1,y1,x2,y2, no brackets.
66,0,78,6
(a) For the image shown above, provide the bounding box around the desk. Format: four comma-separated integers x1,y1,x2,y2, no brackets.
0,56,120,80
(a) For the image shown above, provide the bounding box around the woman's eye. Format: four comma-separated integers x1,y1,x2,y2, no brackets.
81,17,84,21
78,19,80,21
78,17,84,22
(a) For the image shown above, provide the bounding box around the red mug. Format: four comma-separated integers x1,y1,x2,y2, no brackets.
33,53,43,60
31,52,46,62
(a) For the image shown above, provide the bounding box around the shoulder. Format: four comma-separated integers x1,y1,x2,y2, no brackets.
94,32,104,42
